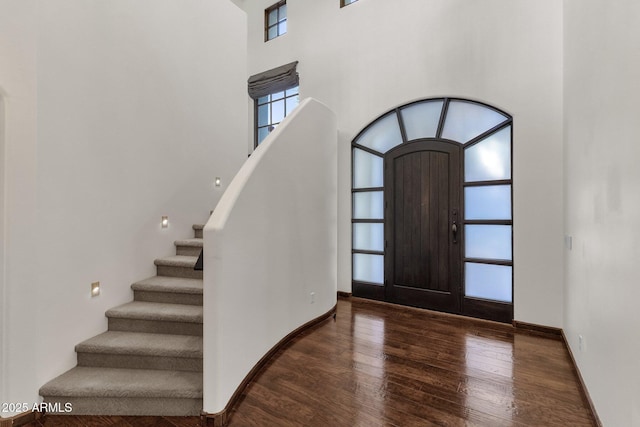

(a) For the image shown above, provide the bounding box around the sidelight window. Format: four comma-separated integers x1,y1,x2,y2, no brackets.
463,122,513,303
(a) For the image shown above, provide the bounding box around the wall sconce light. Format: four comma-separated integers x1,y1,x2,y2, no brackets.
161,216,169,228
214,177,221,187
91,282,101,297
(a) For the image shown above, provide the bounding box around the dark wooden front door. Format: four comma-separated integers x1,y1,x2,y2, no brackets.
385,140,461,313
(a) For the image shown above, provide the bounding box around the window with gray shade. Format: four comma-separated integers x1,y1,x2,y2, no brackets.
248,62,300,147
256,86,299,146
341,0,359,7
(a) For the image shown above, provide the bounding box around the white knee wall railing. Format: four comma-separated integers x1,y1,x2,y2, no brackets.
203,98,338,415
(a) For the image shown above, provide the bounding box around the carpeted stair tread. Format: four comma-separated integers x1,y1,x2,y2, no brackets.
39,367,201,399
40,223,207,416
174,239,203,256
75,331,202,358
132,276,202,295
174,238,203,248
153,255,198,268
192,224,204,231
106,301,202,323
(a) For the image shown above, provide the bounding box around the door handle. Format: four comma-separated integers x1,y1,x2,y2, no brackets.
452,222,458,243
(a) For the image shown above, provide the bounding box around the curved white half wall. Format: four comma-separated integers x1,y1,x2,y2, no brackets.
203,98,338,414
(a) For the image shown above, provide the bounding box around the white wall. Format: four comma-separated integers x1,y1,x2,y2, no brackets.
564,0,640,425
0,0,40,411
240,0,564,326
203,98,337,414
0,84,6,410
0,0,247,411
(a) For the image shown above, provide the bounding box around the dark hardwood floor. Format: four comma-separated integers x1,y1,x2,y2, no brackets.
31,297,595,426
31,416,200,426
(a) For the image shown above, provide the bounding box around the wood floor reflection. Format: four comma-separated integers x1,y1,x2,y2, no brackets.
33,297,595,426
227,297,595,426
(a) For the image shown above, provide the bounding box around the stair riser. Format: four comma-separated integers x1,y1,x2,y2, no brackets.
156,265,202,280
77,353,202,372
108,318,202,336
194,229,203,239
176,246,202,257
42,397,202,416
134,290,202,306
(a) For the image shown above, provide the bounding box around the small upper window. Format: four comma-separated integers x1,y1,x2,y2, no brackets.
265,1,287,41
341,0,359,7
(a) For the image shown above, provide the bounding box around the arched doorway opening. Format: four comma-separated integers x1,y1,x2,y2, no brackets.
351,98,513,323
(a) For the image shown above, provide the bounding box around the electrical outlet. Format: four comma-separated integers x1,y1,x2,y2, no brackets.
578,334,585,352
565,235,573,250
310,292,315,304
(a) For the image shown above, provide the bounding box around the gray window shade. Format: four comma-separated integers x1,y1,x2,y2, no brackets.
248,61,299,100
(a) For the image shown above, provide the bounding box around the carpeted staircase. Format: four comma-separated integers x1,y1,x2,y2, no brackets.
39,224,206,416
